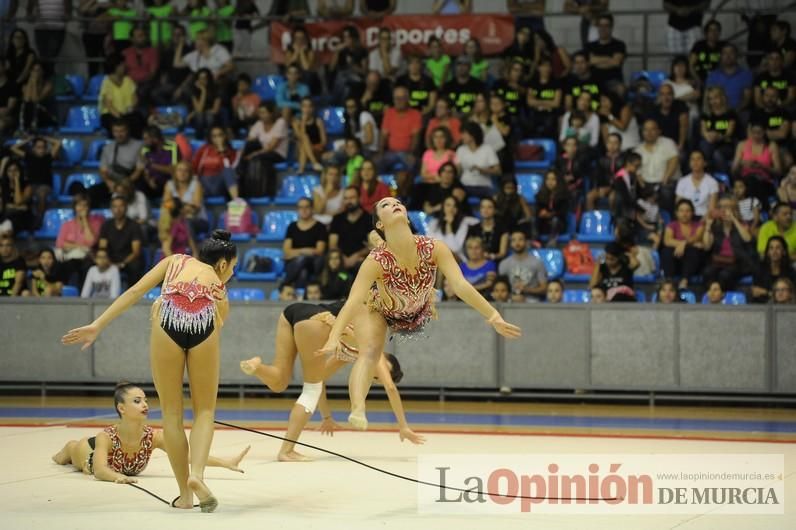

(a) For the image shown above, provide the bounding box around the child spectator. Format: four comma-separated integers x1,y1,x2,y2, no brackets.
319,249,353,300
535,169,571,246
490,275,511,303
656,280,679,304
459,236,497,295
278,283,297,302
734,179,762,235
590,242,639,302
611,152,642,221
556,136,591,201
81,248,121,299
292,97,327,174
546,279,564,304
705,280,725,304
636,186,663,246
590,286,607,303
426,195,478,259
305,282,323,301
26,247,64,297
494,176,533,233
772,278,795,304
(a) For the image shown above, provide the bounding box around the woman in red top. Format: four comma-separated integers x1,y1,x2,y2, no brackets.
661,198,705,290
192,126,239,199
731,118,782,204
356,159,391,214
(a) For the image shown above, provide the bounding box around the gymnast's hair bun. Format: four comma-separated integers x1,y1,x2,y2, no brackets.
115,380,135,390
210,229,232,242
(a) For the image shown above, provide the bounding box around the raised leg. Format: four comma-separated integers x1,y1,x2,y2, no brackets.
347,309,388,430
240,314,296,392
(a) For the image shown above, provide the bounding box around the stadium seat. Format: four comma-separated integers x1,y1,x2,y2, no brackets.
145,287,161,300
230,139,245,150
256,210,298,242
84,74,104,101
530,248,564,280
217,211,259,242
577,210,614,243
91,208,112,219
630,70,667,96
61,105,100,133
515,138,556,170
61,285,79,297
204,196,226,206
516,173,543,204
236,248,285,281
55,138,84,168
227,288,266,301
60,173,101,202
189,139,204,156
155,105,192,134
407,210,429,235
56,74,85,101
713,172,731,191
379,174,397,190
563,289,591,304
253,74,284,101
701,291,748,305
82,139,108,168
636,291,646,302
634,249,660,284
321,106,345,136
274,175,313,205
35,208,74,239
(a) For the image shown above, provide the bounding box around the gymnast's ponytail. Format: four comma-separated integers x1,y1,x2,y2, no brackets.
199,229,237,266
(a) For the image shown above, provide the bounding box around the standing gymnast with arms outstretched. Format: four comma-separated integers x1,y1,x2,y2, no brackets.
62,230,238,512
317,198,522,429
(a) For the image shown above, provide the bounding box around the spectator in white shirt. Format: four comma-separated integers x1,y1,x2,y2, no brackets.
455,121,501,198
675,150,719,218
81,249,121,299
426,195,479,258
368,28,403,79
635,118,682,213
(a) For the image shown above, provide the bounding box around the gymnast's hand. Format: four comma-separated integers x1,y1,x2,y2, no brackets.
114,475,137,484
399,427,426,445
315,338,340,358
319,417,341,436
62,323,100,351
487,313,522,339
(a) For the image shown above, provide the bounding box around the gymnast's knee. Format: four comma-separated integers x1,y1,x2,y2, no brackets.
296,381,323,414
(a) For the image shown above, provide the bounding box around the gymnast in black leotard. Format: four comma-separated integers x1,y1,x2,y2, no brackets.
282,300,345,328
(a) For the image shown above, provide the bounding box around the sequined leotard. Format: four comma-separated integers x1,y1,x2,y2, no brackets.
368,235,438,334
86,425,155,476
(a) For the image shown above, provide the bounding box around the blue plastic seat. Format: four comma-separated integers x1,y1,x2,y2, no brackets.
60,173,101,202
189,139,204,156
145,287,161,300
35,208,75,239
516,173,543,204
61,106,100,133
713,172,731,191
82,139,108,168
563,289,591,304
321,106,345,136
630,70,667,96
634,249,660,284
84,74,104,102
230,139,245,150
256,211,299,242
515,138,556,170
56,74,85,101
701,291,747,305
530,248,564,280
274,175,313,205
253,74,284,102
236,248,285,281
407,210,429,235
91,208,112,219
155,105,191,134
228,288,266,301
55,138,84,168
577,210,614,243
217,210,259,242
636,291,647,302
61,285,79,297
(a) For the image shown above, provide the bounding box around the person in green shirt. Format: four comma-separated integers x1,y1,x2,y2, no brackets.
181,0,212,42
106,0,138,52
758,202,796,261
146,0,174,47
344,138,365,185
425,36,451,88
464,38,489,82
214,0,235,53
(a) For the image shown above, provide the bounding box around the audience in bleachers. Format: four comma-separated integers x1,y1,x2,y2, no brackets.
282,196,327,289
98,193,143,284
328,185,370,271
498,230,547,302
80,247,120,299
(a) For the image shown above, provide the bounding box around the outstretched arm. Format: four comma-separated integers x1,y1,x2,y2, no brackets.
376,357,425,444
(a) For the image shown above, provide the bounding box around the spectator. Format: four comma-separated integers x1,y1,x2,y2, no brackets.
329,25,368,103
507,0,545,33
664,55,701,122
358,69,392,126
151,24,192,106
587,132,623,211
705,43,753,111
328,185,371,271
635,186,663,249
635,119,681,213
757,203,796,261
317,0,355,18
733,179,761,235
753,86,792,169
557,135,592,202
26,0,68,73
421,127,457,183
0,159,33,235
76,0,107,76
425,97,461,149
494,176,533,232
10,135,59,227
427,195,479,258
462,38,489,82
341,96,379,158
425,36,452,89
99,55,140,137
55,193,104,287
106,0,137,53
80,248,121,299
6,28,36,85
18,61,54,133
230,73,261,136
778,167,796,208
114,179,148,227
752,235,794,303
318,249,353,300
600,91,641,150
213,0,236,53
421,161,468,215
241,102,288,198
175,29,235,86
432,0,471,14
456,122,500,198
304,282,323,301
284,26,321,93
503,26,534,77
664,0,708,55
546,279,563,303
526,56,562,138
560,92,600,148
160,197,197,258
490,275,511,303
188,67,222,141
705,279,724,304
276,64,310,120
163,160,208,235
656,279,679,304
534,30,573,79
675,150,719,218
661,198,704,290
278,283,297,302
341,137,365,184
313,166,344,222
535,169,571,246
610,151,642,221
282,197,328,289
754,50,795,109
98,193,144,284
563,0,608,49
731,118,782,204
396,55,437,116
488,94,514,175
361,0,395,16
354,159,391,214
772,277,795,304
193,126,239,199
702,195,756,290
369,27,403,79
0,59,19,134
25,247,63,297
493,59,526,120
379,86,422,176
181,0,211,42
460,236,497,295
123,26,159,107
499,230,548,302
689,20,724,83
590,286,607,303
442,56,485,117
590,242,639,302
645,84,687,151
0,234,24,296
467,197,509,261
585,14,627,95
292,97,327,174
699,86,737,174
564,51,600,111
768,20,796,69
137,126,177,199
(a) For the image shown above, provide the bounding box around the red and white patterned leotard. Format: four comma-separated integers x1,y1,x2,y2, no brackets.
368,235,438,334
157,254,226,333
104,425,155,476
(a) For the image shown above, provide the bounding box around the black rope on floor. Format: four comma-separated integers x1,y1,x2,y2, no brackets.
128,482,199,508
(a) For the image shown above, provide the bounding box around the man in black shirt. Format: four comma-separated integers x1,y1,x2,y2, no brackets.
643,84,688,150
689,20,725,83
754,50,795,109
442,56,486,117
0,60,19,134
564,51,600,111
357,70,393,125
752,86,793,167
98,194,143,285
768,20,796,69
282,197,328,288
0,236,25,296
395,55,437,117
585,14,626,94
329,186,372,272
664,0,708,54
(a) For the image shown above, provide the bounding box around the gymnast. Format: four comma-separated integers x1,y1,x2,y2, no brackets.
62,230,237,512
239,300,425,462
317,197,522,429
52,382,250,484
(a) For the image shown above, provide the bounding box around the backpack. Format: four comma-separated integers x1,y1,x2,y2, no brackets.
225,198,255,235
563,239,594,275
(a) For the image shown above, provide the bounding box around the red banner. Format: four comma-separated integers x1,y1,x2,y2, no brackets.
270,14,516,65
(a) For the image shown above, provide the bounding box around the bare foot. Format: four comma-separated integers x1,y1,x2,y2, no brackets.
240,356,262,376
187,476,218,513
277,450,312,462
171,495,193,509
51,449,70,465
348,409,368,431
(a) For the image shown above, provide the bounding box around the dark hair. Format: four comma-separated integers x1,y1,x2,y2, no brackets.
604,241,625,258
656,280,679,303
614,217,636,248
169,197,184,217
573,51,589,62
72,192,90,209
143,125,164,142
772,202,792,216
430,126,453,150
536,169,568,205
624,152,642,166
38,247,56,260
597,13,614,25
669,55,689,79
104,53,125,75
461,121,484,146
384,353,403,384
763,235,790,274
113,381,140,418
279,283,294,293
297,196,313,208
748,115,767,130
607,132,622,145
438,161,458,179
704,19,721,33
7,28,32,57
320,249,343,286
479,196,497,210
237,72,252,85
342,25,360,41
372,209,385,240
110,193,127,205
708,279,725,292
548,279,564,289
493,275,511,290
198,229,237,266
111,117,129,130
434,196,465,236
773,20,791,36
